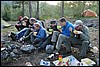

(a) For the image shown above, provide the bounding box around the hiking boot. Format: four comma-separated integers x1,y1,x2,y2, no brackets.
11,32,16,41
19,36,25,42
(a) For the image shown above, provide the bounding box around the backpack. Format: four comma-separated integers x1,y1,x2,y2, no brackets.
45,45,54,54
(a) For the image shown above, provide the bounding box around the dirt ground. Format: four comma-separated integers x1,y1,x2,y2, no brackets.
1,18,99,66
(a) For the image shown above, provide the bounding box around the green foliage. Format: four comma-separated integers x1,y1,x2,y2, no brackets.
1,1,99,21
2,4,11,21
11,8,22,20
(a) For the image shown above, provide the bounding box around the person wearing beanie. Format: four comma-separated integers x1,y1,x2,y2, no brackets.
66,20,90,59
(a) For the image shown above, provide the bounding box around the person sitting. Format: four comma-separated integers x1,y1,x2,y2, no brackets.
36,19,61,51
15,16,23,31
21,16,31,28
15,16,30,31
22,23,47,47
66,20,90,59
51,17,74,54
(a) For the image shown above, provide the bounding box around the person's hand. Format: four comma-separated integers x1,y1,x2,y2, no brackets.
23,22,26,26
58,28,62,32
29,25,32,28
16,24,20,26
69,27,73,32
30,28,34,32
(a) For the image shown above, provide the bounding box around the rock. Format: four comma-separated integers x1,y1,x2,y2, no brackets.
1,50,8,60
1,47,6,51
46,45,54,54
10,52,16,58
20,44,35,53
15,45,20,49
10,44,16,49
25,62,33,66
90,46,99,53
8,34,11,37
7,46,12,51
13,49,18,54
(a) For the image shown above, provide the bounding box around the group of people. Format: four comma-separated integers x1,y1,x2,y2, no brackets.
10,16,91,59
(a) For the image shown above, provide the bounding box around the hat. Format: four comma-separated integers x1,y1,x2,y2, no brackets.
50,19,57,24
30,18,36,21
74,20,83,27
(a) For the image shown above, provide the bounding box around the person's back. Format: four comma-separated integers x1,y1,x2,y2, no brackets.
80,25,90,41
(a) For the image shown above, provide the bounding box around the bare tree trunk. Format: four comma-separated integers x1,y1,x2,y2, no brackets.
29,1,32,18
61,1,64,17
36,1,39,20
97,1,99,16
22,1,24,17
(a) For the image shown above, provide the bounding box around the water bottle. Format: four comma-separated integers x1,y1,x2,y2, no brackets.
59,55,62,62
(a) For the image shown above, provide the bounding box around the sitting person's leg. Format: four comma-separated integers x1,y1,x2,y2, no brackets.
16,28,29,40
38,35,52,50
23,28,32,37
10,28,28,41
56,34,71,53
33,38,42,47
79,41,90,57
69,37,90,57
51,31,60,45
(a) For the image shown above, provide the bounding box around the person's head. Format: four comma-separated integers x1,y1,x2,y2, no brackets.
34,23,40,30
59,17,66,26
50,19,57,27
18,16,22,21
30,18,36,24
74,20,83,31
23,16,29,22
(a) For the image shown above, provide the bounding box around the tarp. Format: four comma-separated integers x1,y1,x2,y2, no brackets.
81,9,97,17
1,18,11,28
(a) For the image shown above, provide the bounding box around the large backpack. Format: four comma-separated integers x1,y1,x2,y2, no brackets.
45,45,54,54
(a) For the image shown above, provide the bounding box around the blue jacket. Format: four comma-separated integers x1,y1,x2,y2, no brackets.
35,27,47,39
61,21,74,36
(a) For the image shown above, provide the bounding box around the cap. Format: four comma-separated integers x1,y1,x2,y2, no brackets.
23,16,29,20
74,20,83,27
30,18,36,21
59,17,66,22
50,19,57,24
